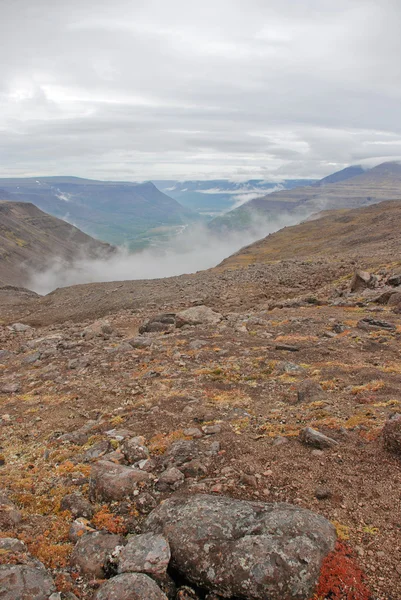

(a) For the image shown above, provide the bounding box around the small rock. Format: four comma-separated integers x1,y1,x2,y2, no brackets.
183,428,203,438
350,270,375,292
382,414,401,455
95,573,168,600
70,531,125,578
357,317,396,331
122,436,149,464
315,486,332,500
10,323,32,332
299,427,339,449
89,460,151,502
387,273,401,286
136,493,158,515
118,533,170,575
127,337,152,349
156,468,185,491
275,344,300,352
175,306,222,328
297,380,324,403
60,493,94,519
0,381,20,394
83,440,110,462
202,424,221,435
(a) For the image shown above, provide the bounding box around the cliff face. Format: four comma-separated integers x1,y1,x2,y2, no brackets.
0,201,113,287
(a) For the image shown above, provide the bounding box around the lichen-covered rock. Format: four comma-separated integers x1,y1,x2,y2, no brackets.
175,306,222,328
122,436,149,464
89,460,151,502
297,380,324,403
0,495,22,530
0,564,56,600
145,494,336,600
70,531,125,577
118,532,170,575
382,414,401,455
60,493,94,519
156,468,184,491
94,573,168,600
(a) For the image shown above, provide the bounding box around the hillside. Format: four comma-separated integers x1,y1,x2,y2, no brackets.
209,161,401,232
219,200,401,269
1,201,401,599
0,177,197,249
0,201,113,287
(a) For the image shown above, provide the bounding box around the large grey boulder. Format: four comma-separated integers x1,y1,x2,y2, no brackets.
145,494,336,600
0,564,55,600
175,306,222,328
70,531,125,577
95,573,168,600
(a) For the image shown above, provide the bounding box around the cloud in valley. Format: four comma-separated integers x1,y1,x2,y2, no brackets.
1,0,401,181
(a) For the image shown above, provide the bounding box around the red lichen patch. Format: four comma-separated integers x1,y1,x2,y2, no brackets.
313,541,372,600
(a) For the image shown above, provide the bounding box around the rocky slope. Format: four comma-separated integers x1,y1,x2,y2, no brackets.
1,201,401,599
209,161,401,232
0,202,113,288
0,177,197,248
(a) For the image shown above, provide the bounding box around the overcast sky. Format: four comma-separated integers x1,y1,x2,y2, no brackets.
1,0,400,181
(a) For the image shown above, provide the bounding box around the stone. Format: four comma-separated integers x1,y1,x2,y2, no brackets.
299,427,339,449
122,436,150,464
145,494,336,600
89,460,151,502
0,537,27,553
156,468,185,491
69,518,95,542
136,493,158,515
382,414,401,455
202,424,221,435
387,273,401,286
350,270,375,292
10,323,32,332
297,380,324,403
0,564,56,600
83,440,110,462
276,362,305,375
163,440,200,467
387,292,401,307
127,337,152,349
183,427,203,438
70,531,125,578
0,496,22,529
180,460,208,478
357,317,396,331
118,533,170,575
94,573,168,600
139,314,176,334
60,493,94,519
175,306,223,328
275,344,299,352
0,381,20,394
315,486,332,500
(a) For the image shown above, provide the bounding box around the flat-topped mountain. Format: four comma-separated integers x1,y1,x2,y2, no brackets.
0,201,113,287
209,161,401,232
0,176,196,248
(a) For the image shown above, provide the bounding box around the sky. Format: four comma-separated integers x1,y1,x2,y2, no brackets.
1,0,401,182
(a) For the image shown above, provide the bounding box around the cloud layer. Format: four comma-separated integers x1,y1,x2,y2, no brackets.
1,0,401,181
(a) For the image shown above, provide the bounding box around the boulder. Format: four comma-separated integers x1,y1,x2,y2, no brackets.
175,306,222,328
126,337,153,349
70,531,125,578
387,292,401,307
139,314,176,334
382,414,401,456
60,493,94,519
122,436,150,464
357,317,396,331
145,494,336,600
118,533,170,575
89,460,151,502
0,537,27,553
0,495,22,529
299,427,339,449
297,380,324,403
156,468,185,492
162,440,200,468
350,270,375,292
387,273,401,286
95,573,168,600
0,564,55,600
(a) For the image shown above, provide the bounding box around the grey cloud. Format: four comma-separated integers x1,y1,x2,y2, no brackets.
1,0,401,180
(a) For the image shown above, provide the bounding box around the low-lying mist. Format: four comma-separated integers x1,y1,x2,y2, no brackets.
28,212,304,295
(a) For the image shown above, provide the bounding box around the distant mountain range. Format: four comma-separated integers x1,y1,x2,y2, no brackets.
208,162,401,231
153,179,316,215
0,177,197,249
0,201,113,287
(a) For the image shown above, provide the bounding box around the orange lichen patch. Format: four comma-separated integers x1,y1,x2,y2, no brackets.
20,518,73,569
258,422,301,437
148,430,189,455
206,389,251,407
92,506,127,534
319,379,339,391
351,380,385,395
312,541,371,600
56,461,91,477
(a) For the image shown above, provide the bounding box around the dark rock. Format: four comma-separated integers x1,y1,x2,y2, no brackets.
382,414,401,455
89,460,152,502
163,440,200,468
387,273,401,286
299,427,339,449
275,344,300,352
350,270,375,292
145,494,336,600
315,486,332,500
136,493,158,515
83,440,110,462
118,533,170,575
156,468,185,491
60,493,94,519
357,317,396,331
70,531,125,578
0,564,56,600
175,586,200,599
139,314,176,334
122,436,150,464
94,573,168,600
297,380,324,403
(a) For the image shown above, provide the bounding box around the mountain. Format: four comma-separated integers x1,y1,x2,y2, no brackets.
0,176,197,249
208,161,401,232
0,201,113,287
153,179,316,215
